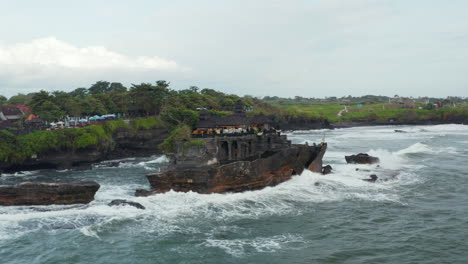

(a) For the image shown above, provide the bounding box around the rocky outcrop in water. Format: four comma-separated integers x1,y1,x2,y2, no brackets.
362,174,378,182
137,143,325,195
345,153,379,164
108,199,145,209
0,181,100,206
0,128,169,174
308,143,327,173
322,165,333,175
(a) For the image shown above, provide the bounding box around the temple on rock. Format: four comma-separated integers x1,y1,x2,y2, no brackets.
192,100,274,137
136,100,327,195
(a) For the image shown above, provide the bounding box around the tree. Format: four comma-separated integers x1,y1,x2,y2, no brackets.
34,101,65,121
69,88,88,98
80,97,107,116
109,82,127,93
30,91,53,113
160,108,199,128
88,81,110,94
129,83,170,116
8,93,33,105
0,95,7,106
155,80,170,89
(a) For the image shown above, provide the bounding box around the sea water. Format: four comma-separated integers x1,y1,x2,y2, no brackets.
0,124,467,264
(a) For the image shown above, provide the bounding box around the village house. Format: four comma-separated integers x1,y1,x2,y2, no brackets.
0,106,25,121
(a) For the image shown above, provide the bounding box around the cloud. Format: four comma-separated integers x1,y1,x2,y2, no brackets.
0,37,184,71
0,37,190,96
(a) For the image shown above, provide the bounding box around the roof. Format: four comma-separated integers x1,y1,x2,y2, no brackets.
216,113,250,126
26,114,38,121
249,114,272,124
15,104,32,114
0,106,23,116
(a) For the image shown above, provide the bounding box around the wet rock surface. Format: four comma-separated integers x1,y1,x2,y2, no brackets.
345,153,380,164
362,174,378,183
322,165,333,175
0,181,100,206
140,144,325,195
108,199,145,209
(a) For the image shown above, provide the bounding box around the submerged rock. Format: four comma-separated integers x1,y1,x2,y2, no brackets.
0,181,100,206
362,174,378,183
322,165,332,175
345,153,379,164
108,199,145,210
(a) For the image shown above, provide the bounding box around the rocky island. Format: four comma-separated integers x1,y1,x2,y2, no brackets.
137,101,327,195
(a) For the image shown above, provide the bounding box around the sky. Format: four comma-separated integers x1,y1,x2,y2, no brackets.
0,0,467,98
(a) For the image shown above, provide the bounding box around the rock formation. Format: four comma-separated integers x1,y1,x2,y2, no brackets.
308,143,327,173
322,165,332,175
362,174,378,183
137,143,325,195
345,153,379,164
108,199,145,209
0,181,100,206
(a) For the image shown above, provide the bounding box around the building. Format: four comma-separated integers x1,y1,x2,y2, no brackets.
193,109,273,135
0,106,25,121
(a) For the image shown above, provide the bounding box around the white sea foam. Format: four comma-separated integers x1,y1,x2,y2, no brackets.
4,125,458,243
394,142,433,155
0,170,40,177
203,234,306,257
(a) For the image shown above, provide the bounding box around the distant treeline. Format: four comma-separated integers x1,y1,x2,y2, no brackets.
0,81,278,122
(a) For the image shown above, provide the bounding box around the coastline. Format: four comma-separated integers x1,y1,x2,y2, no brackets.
1,119,466,174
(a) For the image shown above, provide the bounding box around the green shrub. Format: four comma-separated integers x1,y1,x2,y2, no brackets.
131,116,159,130
159,125,192,153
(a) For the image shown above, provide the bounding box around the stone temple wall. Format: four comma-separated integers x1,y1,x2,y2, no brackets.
174,133,291,167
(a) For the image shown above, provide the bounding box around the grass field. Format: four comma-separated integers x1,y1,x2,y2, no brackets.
277,103,468,122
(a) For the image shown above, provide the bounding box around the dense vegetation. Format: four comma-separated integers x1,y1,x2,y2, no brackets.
0,118,159,163
0,81,280,162
1,81,467,163
0,81,267,121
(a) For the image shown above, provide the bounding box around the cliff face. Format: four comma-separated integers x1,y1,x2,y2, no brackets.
138,144,324,195
0,128,169,174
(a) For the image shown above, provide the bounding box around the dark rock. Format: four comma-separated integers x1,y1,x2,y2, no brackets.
345,153,379,164
322,165,332,175
355,168,371,172
141,144,325,194
109,162,121,167
0,181,100,206
135,189,155,197
394,130,406,133
308,143,327,173
362,174,378,183
108,199,145,209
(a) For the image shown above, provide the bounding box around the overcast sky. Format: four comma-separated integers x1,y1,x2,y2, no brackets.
0,0,467,98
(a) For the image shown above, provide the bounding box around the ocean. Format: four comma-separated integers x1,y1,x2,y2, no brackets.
1,124,467,264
